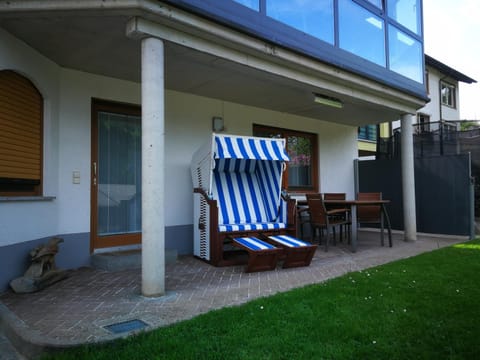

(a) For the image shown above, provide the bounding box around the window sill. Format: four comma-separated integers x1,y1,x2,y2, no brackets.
441,103,456,109
0,196,56,202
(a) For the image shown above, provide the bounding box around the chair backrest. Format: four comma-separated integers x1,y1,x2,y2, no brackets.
324,193,346,200
357,192,382,222
306,194,328,225
324,193,346,211
305,193,322,200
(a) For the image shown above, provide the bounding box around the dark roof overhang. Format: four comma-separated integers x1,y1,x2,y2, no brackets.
425,54,477,84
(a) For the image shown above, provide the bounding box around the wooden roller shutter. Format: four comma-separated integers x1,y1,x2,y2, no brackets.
0,70,43,195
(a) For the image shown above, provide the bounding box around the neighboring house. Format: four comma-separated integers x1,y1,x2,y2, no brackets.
409,55,477,133
0,0,427,294
358,54,477,156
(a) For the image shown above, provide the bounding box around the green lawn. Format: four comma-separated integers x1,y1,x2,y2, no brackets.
45,240,480,360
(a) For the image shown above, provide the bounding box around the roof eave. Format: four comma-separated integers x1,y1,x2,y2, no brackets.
425,54,477,84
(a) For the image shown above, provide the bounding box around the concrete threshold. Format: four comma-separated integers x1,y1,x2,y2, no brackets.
91,248,178,271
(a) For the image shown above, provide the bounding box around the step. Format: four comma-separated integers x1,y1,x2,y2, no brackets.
0,329,25,360
91,249,177,271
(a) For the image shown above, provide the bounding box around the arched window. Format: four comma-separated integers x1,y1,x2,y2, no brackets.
0,70,43,196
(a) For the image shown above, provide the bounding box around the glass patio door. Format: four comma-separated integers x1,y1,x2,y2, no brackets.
91,100,142,250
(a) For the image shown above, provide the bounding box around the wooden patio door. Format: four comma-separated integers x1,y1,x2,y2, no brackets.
90,99,142,251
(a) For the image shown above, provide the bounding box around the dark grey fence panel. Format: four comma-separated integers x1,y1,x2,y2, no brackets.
357,159,404,230
414,155,471,235
358,154,472,236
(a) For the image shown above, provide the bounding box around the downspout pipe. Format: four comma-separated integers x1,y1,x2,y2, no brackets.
438,75,449,156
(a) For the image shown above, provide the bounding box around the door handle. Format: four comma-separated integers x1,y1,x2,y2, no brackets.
93,162,97,186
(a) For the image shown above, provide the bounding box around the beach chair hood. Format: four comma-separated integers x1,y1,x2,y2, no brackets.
191,133,289,196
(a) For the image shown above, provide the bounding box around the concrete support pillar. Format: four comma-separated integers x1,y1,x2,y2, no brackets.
141,37,165,297
401,113,417,241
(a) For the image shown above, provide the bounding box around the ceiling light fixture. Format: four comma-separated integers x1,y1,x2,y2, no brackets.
313,93,344,109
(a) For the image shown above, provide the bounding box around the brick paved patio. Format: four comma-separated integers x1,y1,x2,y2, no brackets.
0,230,467,358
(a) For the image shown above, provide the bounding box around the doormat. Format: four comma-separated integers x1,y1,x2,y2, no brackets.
104,319,149,334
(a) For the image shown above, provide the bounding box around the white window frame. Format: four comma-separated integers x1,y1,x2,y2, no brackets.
416,113,430,133
441,81,456,108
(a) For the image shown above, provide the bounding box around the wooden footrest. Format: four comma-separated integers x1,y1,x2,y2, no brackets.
231,237,282,272
265,235,317,268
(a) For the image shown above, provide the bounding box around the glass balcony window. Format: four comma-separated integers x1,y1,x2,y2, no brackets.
366,0,383,9
266,0,334,44
232,0,259,11
387,0,421,35
388,25,423,83
339,0,386,66
174,0,427,94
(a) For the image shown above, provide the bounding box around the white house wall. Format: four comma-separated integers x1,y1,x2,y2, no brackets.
0,27,60,246
166,90,358,224
0,28,358,291
57,69,141,234
434,69,461,122
418,68,438,122
423,67,461,122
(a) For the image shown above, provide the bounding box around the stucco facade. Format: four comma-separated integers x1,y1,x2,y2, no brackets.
0,0,426,293
0,26,360,290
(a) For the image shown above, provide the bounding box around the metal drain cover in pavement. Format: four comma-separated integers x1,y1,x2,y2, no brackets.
104,319,149,334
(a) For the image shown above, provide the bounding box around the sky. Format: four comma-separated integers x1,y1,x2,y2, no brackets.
423,0,480,120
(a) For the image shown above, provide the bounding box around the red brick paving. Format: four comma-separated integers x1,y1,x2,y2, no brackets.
0,231,465,350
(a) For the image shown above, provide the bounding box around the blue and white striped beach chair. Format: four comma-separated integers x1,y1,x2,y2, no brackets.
191,133,299,270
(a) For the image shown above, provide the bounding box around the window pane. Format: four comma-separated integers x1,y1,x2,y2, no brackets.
387,0,421,35
339,0,386,66
366,0,383,8
267,0,334,44
287,135,312,188
388,25,423,82
441,83,456,107
417,114,430,133
253,125,317,191
358,125,377,141
232,0,259,11
98,112,142,236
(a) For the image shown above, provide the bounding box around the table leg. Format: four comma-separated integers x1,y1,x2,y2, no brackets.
381,204,392,247
350,204,357,252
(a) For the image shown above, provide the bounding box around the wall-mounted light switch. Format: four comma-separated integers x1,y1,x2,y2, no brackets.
72,171,80,184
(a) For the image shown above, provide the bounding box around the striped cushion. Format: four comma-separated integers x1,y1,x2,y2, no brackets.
268,235,311,248
256,161,283,221
219,222,286,232
213,170,268,225
233,237,276,251
212,160,285,224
